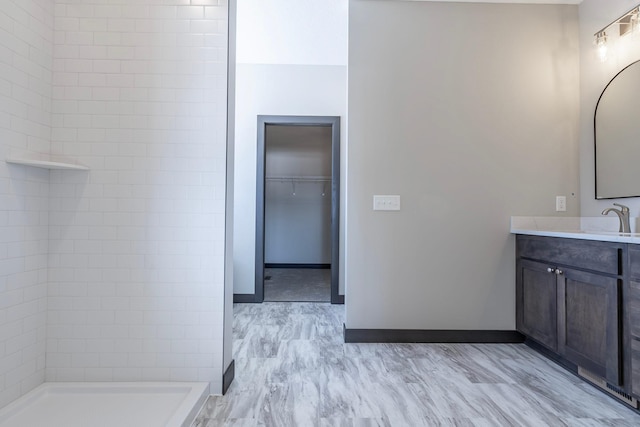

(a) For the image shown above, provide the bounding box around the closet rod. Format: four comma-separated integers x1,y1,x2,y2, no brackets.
265,176,331,183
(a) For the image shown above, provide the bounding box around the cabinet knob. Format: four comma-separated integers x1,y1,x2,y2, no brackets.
555,269,563,275
547,267,555,273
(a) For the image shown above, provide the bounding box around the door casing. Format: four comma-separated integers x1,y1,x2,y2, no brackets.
255,115,342,304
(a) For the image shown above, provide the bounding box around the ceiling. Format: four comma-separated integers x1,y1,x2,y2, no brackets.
417,0,582,4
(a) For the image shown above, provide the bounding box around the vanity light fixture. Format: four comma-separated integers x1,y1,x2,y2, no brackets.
594,5,640,62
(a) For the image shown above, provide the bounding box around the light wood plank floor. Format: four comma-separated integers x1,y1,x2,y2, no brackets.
193,303,640,426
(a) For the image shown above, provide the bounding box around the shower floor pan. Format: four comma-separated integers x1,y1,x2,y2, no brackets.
0,382,209,427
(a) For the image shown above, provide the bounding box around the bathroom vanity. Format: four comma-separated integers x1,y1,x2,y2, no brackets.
512,217,640,409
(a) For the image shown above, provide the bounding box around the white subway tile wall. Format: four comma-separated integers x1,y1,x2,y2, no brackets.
0,0,228,405
0,0,54,408
48,0,228,391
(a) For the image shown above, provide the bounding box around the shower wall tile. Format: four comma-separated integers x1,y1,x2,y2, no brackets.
0,0,54,408
47,0,228,393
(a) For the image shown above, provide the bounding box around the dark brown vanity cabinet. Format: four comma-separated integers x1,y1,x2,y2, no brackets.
516,235,623,387
627,246,640,398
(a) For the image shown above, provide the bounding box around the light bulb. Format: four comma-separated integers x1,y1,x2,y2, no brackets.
595,31,608,62
598,43,608,62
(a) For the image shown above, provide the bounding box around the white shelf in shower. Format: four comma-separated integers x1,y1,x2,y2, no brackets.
6,154,89,170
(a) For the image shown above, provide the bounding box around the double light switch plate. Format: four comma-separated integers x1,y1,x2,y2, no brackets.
373,195,401,211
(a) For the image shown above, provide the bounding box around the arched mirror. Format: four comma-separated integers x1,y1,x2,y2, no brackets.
595,59,640,199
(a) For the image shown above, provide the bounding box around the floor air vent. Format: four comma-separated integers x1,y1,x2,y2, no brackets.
578,367,638,408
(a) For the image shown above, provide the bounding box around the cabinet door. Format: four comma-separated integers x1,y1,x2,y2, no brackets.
516,259,557,351
558,267,622,386
631,339,640,398
627,279,640,398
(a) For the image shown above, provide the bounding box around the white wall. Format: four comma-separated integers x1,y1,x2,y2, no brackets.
579,0,640,215
265,127,332,264
0,0,53,407
236,0,347,66
232,0,348,296
47,0,228,394
346,1,580,330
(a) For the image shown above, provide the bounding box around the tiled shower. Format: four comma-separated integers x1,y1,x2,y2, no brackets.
0,0,229,407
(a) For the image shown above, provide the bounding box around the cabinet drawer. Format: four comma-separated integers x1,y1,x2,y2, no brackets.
516,235,621,275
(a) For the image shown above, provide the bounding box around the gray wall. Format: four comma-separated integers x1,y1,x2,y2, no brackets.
579,0,640,215
346,1,580,330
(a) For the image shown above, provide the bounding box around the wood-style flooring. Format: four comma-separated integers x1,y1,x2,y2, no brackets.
192,302,640,426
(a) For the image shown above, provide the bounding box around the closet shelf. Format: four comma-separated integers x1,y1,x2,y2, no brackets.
6,154,89,170
266,176,331,183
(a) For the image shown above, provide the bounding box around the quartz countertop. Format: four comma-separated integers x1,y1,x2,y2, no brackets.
510,216,640,244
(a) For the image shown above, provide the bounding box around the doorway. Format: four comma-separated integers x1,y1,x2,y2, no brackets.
255,115,342,304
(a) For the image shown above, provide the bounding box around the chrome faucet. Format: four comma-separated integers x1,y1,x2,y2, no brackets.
602,203,631,233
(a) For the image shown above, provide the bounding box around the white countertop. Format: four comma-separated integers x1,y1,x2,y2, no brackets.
510,216,640,244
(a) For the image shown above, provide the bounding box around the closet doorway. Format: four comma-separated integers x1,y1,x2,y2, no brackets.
255,115,342,304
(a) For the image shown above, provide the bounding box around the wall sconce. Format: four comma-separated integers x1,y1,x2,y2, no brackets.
594,5,640,62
